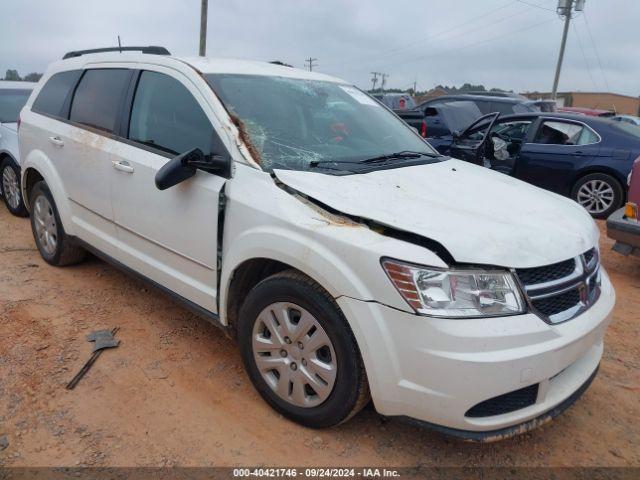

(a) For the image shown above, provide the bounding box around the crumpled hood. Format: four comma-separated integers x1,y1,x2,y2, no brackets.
274,159,599,268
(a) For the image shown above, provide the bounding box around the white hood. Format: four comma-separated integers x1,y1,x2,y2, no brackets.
274,159,599,268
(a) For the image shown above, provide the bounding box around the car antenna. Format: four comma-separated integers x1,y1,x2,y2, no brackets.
117,35,122,53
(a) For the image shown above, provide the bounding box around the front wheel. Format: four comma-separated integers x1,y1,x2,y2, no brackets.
1,158,28,217
238,270,369,428
571,173,623,219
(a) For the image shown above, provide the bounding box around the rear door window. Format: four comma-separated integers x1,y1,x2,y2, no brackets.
128,71,215,155
32,70,82,118
70,69,131,133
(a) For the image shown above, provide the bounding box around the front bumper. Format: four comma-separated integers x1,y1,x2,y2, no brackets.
607,207,640,255
337,268,615,438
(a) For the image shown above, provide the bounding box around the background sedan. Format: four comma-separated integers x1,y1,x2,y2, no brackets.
441,112,640,218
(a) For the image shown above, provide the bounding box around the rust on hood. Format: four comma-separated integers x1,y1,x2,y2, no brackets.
229,113,262,165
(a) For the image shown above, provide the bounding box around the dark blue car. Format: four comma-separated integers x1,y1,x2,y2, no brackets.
438,112,640,218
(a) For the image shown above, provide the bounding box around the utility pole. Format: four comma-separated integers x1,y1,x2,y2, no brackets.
370,72,381,91
305,58,318,71
380,73,389,92
199,0,208,56
552,0,585,98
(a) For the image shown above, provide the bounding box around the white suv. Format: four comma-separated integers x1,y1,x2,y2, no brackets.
0,80,36,216
19,47,615,441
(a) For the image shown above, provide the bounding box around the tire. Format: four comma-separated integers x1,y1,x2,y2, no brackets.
238,270,369,428
29,181,86,266
571,173,623,219
1,158,28,217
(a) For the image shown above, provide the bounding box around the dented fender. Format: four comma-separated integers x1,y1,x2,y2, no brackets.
217,164,447,324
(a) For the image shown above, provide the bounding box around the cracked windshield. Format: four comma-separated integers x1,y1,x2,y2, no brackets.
206,74,437,172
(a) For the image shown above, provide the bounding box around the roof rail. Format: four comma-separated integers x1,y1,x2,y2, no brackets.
62,46,171,60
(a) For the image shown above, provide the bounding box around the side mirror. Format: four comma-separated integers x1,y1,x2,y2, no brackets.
155,148,230,190
452,130,461,140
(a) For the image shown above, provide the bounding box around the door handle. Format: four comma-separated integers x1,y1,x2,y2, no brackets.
48,136,64,147
112,160,134,173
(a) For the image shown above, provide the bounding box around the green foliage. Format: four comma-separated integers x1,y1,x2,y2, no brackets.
23,72,43,82
3,70,43,82
367,83,513,97
4,69,21,81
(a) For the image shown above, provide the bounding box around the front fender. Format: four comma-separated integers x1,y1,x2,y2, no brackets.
219,215,447,325
218,164,448,325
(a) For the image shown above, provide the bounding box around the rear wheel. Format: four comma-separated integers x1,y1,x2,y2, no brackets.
571,173,623,219
29,181,86,266
238,270,369,428
1,158,28,217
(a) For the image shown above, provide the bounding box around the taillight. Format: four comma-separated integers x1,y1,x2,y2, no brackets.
421,120,427,138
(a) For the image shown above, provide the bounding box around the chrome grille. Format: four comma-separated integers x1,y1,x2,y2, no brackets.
516,249,601,324
516,258,576,286
531,288,581,317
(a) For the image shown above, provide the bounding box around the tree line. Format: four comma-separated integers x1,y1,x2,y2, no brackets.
368,82,514,97
3,69,43,82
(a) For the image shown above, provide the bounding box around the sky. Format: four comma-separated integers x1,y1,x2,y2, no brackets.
1,0,638,96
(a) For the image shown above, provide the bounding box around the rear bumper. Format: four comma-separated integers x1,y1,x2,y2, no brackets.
607,207,640,253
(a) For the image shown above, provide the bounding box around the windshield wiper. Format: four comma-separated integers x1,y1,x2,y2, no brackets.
358,150,440,164
310,151,441,169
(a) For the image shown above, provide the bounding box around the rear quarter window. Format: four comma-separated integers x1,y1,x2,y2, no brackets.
0,89,32,123
612,122,640,139
489,101,517,115
32,70,82,118
473,100,492,114
70,69,131,133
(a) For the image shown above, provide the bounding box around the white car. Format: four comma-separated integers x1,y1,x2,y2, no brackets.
0,80,36,215
611,114,640,126
18,47,615,441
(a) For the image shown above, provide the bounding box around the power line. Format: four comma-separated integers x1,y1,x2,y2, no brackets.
326,0,555,72
572,22,599,90
324,0,522,69
391,17,555,68
515,0,557,12
582,11,610,92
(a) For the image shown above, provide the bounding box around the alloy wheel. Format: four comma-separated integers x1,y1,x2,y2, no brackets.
576,179,615,215
33,195,58,256
2,165,20,209
252,302,337,408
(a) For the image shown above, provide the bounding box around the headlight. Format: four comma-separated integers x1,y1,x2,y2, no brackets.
382,258,525,318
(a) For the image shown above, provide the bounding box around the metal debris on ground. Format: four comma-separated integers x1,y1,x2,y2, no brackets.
66,327,120,390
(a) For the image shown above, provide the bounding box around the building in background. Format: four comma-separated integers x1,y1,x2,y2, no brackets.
414,87,449,105
523,91,640,115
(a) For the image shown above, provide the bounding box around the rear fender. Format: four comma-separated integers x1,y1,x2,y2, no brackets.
21,149,75,235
